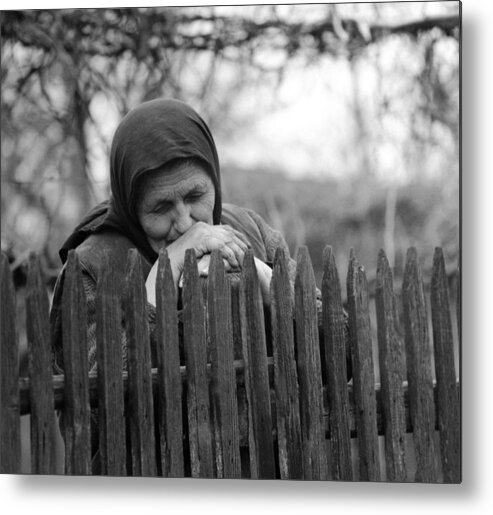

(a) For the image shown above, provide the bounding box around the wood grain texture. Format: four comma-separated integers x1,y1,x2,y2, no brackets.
96,252,126,476
346,249,380,481
294,246,329,480
0,252,21,473
270,247,303,479
240,250,276,479
155,249,184,477
321,246,352,481
431,247,461,483
182,249,213,478
208,251,241,478
375,249,406,481
124,249,157,476
402,247,441,482
26,253,56,474
61,251,91,475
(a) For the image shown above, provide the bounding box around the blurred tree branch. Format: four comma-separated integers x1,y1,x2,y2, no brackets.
1,5,459,281
2,9,459,59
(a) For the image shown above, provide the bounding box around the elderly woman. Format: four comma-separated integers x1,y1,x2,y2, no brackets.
50,99,303,473
50,98,348,476
50,99,297,377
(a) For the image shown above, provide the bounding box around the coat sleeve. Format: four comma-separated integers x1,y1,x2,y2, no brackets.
244,208,323,303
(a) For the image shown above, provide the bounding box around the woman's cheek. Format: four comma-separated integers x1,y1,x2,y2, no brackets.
193,199,215,224
143,216,171,249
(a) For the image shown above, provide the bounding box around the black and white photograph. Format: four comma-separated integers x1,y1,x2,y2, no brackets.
0,0,480,511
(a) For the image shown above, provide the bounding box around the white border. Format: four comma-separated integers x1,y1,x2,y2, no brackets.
2,1,491,514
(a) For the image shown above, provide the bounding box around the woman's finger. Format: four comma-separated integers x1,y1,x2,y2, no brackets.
226,241,246,268
219,224,251,249
230,228,251,249
218,242,239,269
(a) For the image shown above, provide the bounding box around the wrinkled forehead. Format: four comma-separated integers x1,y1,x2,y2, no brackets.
135,159,213,207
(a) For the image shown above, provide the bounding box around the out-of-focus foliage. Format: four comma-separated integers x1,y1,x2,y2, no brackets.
1,3,459,286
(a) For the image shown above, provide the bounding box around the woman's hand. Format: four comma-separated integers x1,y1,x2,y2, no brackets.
167,222,249,274
145,222,250,305
144,225,273,307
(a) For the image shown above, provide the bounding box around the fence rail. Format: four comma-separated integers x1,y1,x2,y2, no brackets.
0,245,460,481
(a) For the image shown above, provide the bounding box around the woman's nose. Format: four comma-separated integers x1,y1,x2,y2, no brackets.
173,201,193,234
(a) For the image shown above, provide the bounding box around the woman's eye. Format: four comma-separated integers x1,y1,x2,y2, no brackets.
187,192,203,202
154,202,171,214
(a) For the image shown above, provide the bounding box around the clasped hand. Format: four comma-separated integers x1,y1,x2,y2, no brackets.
145,222,272,306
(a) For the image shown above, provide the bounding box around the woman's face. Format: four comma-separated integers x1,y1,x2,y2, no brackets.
135,161,215,253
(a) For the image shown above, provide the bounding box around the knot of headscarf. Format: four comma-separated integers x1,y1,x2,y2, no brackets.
60,98,222,263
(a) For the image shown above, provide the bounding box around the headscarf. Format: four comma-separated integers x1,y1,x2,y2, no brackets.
60,98,222,263
59,98,268,266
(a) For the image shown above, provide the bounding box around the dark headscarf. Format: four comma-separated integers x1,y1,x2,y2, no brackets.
59,98,270,269
60,99,222,263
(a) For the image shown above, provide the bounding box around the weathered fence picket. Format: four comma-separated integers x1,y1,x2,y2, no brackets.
347,249,380,481
294,247,329,480
124,249,157,476
61,251,91,475
375,250,407,481
402,247,441,482
0,253,21,474
321,246,352,481
271,248,303,480
240,250,276,479
182,250,214,478
96,252,126,476
208,251,241,479
26,253,57,475
0,246,460,482
431,248,461,483
155,249,184,478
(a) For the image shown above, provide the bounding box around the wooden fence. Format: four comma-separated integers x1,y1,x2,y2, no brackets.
0,245,460,481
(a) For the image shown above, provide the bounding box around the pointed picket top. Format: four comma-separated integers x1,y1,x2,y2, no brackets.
295,245,316,291
347,247,358,294
403,247,419,294
376,248,392,291
208,249,228,307
431,247,446,298
0,252,21,473
156,248,176,305
183,248,199,290
322,245,336,288
272,246,290,289
209,248,225,280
